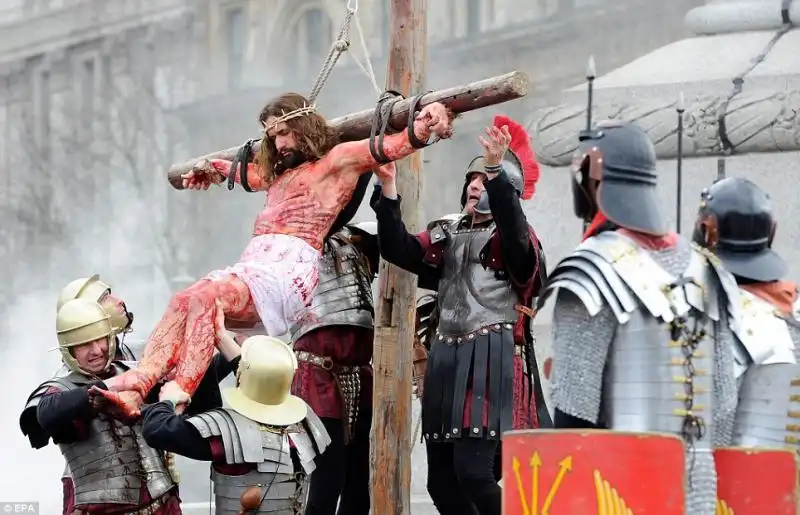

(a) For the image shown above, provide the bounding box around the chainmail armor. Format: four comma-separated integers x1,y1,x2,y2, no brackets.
546,233,736,515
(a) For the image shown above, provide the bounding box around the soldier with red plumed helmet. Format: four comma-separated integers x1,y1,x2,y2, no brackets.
371,116,550,515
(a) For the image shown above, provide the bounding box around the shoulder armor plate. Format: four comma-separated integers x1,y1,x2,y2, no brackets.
541,231,718,324
186,408,295,474
426,213,464,232
732,288,796,365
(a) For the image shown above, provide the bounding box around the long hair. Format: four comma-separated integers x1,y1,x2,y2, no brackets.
257,93,340,186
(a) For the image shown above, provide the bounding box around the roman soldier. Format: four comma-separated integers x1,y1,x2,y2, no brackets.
141,335,331,515
692,177,800,514
57,274,137,360
373,116,549,515
23,280,241,512
513,120,738,515
287,221,378,515
19,298,180,514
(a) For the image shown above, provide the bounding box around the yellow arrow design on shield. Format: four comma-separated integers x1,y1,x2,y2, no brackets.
716,499,735,515
541,456,573,515
530,452,542,514
512,456,531,515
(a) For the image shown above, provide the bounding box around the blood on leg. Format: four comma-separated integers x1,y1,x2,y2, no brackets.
172,275,254,396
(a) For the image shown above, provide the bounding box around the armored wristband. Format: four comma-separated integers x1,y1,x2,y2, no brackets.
484,164,502,173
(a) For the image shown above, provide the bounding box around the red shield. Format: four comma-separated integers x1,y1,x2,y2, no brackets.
502,430,686,514
714,447,798,515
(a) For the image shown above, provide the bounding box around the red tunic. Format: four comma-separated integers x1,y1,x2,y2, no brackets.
291,326,374,419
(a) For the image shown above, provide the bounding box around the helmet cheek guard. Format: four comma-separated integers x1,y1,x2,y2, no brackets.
570,144,603,221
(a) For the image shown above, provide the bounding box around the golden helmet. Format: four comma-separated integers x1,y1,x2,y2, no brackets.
223,335,307,426
57,274,131,334
56,298,117,375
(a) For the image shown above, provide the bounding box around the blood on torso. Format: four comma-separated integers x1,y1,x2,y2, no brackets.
252,159,358,252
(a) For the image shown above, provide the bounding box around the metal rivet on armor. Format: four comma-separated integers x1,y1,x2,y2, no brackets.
493,324,501,330
431,253,436,258
468,333,475,339
445,433,450,439
480,328,489,335
443,224,449,229
434,234,442,239
504,324,512,329
438,334,444,341
457,337,462,343
453,429,458,434
446,337,454,344
472,428,479,434
490,430,496,437
433,433,439,439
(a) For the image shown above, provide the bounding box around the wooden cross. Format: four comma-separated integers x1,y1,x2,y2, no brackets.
164,72,528,187
164,2,528,513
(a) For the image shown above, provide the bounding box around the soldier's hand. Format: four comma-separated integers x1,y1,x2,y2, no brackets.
214,298,227,340
479,124,511,167
159,380,191,408
374,163,396,184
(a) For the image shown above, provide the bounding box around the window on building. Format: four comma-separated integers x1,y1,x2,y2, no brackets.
226,7,245,90
467,0,481,34
296,8,332,77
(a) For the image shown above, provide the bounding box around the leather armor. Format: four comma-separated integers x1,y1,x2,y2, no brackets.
432,215,519,337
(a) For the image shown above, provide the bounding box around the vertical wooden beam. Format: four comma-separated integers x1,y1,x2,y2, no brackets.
370,0,426,514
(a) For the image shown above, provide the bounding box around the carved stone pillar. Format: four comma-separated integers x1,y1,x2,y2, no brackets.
528,0,800,166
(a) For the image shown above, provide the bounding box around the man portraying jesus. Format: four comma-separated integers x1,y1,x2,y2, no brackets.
90,93,455,417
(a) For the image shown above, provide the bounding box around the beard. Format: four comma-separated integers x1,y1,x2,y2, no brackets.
274,149,308,175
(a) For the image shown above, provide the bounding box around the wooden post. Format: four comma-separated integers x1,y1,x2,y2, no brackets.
370,0,425,514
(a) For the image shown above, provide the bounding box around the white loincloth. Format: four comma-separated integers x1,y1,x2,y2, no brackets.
206,234,320,336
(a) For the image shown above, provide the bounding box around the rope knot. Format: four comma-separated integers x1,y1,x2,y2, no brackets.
333,39,350,52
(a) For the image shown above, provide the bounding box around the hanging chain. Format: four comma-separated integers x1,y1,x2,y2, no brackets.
671,309,708,490
308,0,359,103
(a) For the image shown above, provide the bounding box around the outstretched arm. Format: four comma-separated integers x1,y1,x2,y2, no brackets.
209,159,267,191
373,184,442,288
141,401,214,461
485,169,538,286
326,102,453,178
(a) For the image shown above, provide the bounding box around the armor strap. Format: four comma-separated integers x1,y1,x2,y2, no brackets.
294,350,360,373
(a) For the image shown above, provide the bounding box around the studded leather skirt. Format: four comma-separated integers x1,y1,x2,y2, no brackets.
422,322,522,442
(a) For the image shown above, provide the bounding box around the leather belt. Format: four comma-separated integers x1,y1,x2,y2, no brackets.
295,350,360,373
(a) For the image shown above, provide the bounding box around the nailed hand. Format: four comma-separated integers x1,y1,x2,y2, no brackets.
416,102,454,139
181,159,224,190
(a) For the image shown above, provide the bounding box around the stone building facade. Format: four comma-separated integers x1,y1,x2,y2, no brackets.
0,0,197,313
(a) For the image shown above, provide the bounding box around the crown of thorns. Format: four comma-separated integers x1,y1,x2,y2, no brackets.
265,104,317,132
